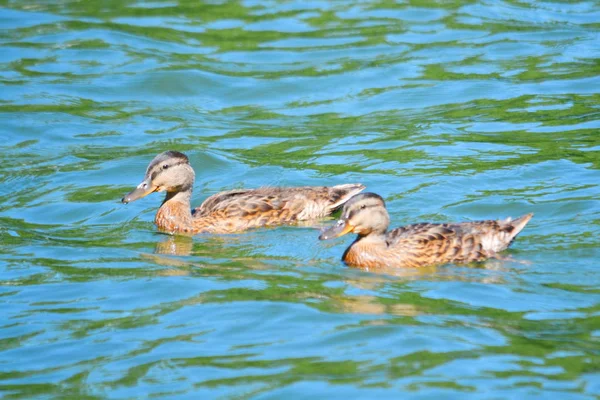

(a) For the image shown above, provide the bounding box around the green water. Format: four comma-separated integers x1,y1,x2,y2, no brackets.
1,1,600,398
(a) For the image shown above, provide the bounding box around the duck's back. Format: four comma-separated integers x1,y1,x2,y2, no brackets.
192,184,365,233
345,214,533,268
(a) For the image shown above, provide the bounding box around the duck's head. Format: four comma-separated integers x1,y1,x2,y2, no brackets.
122,151,195,204
319,192,390,240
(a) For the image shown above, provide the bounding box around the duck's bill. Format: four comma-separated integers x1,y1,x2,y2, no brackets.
319,220,354,240
121,178,157,204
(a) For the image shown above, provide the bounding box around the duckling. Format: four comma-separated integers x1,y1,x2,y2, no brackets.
122,151,365,234
319,192,533,268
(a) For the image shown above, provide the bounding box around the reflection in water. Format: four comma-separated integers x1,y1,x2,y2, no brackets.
333,294,420,317
153,221,328,256
154,233,194,256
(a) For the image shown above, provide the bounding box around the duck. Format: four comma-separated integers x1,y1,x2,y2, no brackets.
121,151,365,235
319,192,533,268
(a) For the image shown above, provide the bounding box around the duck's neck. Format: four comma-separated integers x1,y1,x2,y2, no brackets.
355,227,388,242
343,232,389,268
155,189,194,234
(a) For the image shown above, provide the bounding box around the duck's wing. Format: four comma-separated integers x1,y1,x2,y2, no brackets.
386,214,533,267
193,189,256,216
192,184,365,232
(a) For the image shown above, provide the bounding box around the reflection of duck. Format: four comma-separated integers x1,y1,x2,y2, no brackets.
154,234,194,256
320,193,533,269
122,151,365,235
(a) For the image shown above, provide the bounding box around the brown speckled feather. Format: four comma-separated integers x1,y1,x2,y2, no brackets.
320,192,533,269
122,151,365,235
191,186,362,234
344,217,532,268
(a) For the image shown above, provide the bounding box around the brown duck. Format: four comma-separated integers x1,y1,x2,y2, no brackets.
122,151,365,234
319,192,533,268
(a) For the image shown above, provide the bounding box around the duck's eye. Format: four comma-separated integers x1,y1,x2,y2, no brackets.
360,204,367,210
162,164,169,170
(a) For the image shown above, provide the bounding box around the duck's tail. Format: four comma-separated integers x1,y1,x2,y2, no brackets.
508,213,534,240
325,184,366,213
486,213,533,253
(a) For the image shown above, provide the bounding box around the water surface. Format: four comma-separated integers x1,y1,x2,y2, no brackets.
1,0,600,398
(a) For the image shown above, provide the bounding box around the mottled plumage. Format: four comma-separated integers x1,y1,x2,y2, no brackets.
319,192,533,269
122,151,365,234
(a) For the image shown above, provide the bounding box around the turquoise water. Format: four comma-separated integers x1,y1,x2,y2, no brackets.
1,1,600,398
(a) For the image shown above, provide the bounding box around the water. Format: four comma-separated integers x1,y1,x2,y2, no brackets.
1,1,600,398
